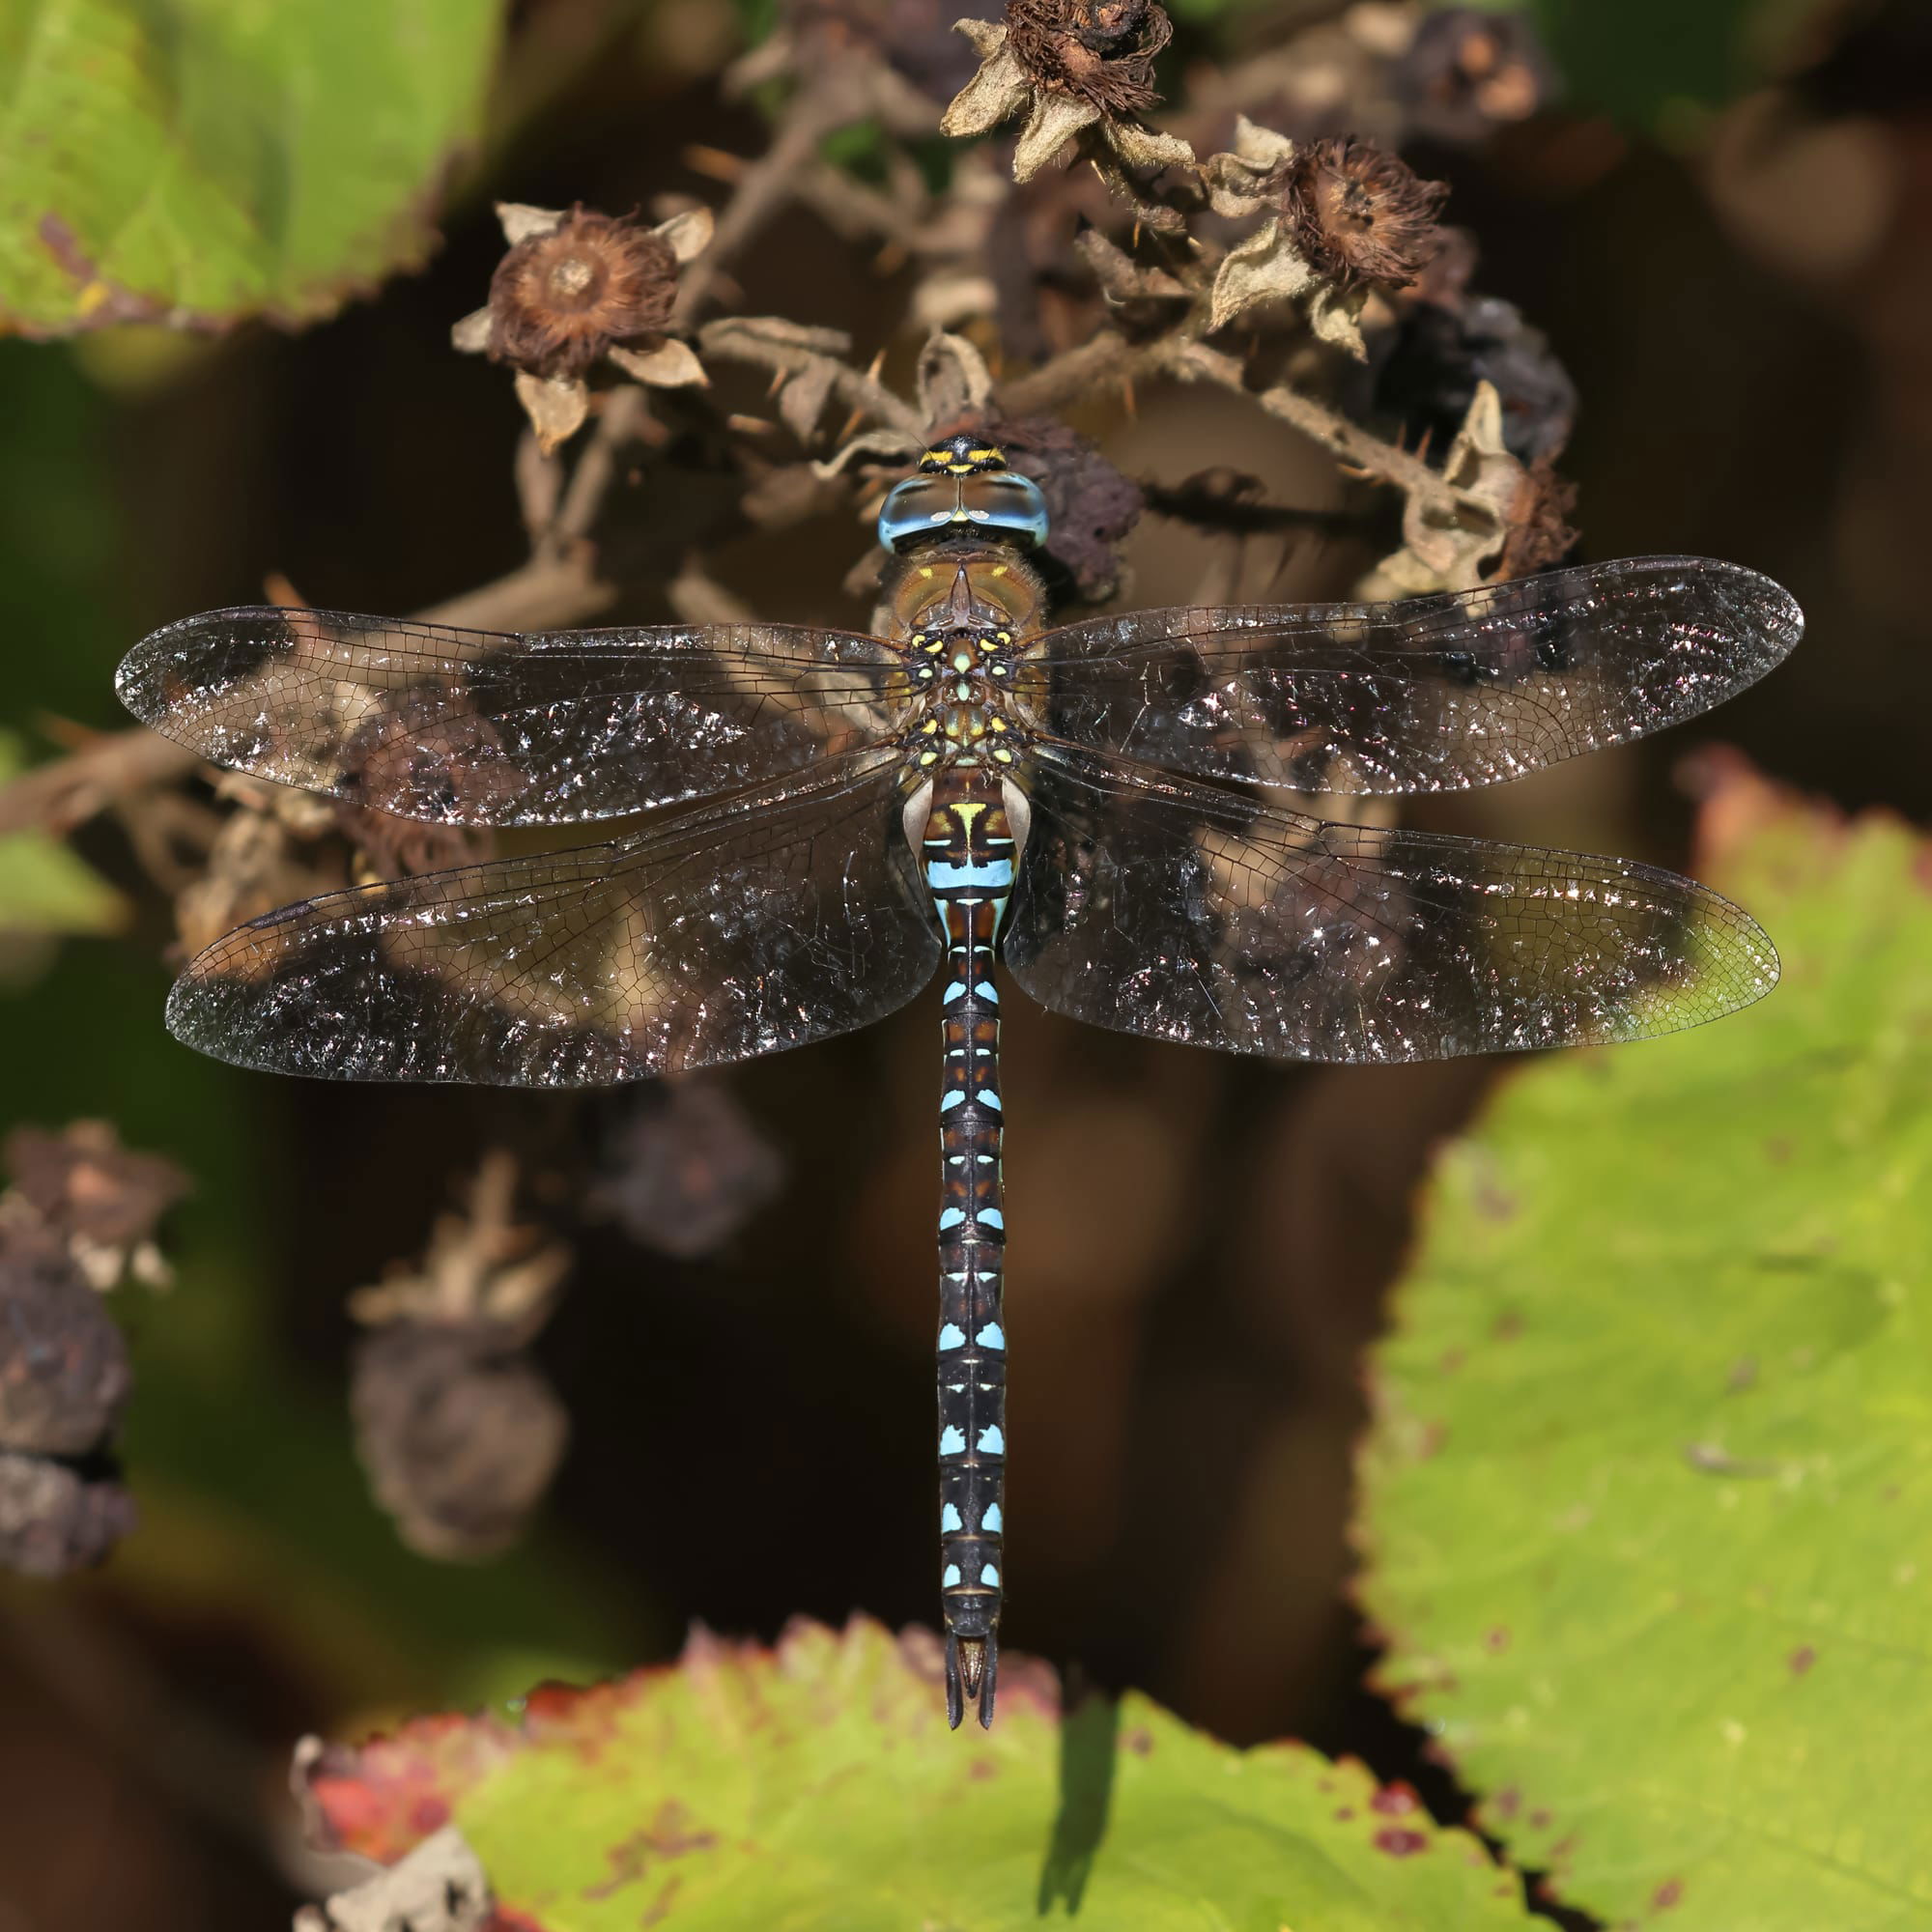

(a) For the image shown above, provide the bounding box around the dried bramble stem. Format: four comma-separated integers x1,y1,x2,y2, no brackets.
698,320,927,439
548,387,656,551
992,329,1138,415
1152,336,1451,502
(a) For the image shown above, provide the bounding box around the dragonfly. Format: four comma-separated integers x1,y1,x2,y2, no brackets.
117,433,1802,1727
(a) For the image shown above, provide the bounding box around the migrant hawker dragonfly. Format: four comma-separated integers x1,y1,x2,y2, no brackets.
117,434,1802,1726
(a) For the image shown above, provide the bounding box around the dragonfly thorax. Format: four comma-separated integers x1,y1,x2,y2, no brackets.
888,553,1038,773
884,546,1043,630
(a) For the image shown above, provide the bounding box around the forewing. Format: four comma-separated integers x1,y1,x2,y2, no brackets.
167,751,939,1085
1004,742,1776,1063
1012,557,1801,795
118,606,913,825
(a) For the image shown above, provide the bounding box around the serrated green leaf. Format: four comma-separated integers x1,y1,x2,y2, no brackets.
303,1617,1537,1928
1358,763,1932,1929
0,0,506,337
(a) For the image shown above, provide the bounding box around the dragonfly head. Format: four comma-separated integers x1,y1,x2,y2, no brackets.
878,440,1050,554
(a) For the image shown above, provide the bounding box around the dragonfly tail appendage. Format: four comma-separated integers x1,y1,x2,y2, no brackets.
947,1632,999,1729
926,771,1014,1729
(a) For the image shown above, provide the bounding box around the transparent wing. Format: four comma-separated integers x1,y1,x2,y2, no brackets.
167,750,939,1086
1011,557,1801,795
118,605,915,825
1003,741,1776,1063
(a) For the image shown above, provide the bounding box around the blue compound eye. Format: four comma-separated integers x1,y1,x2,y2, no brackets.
960,472,1049,548
878,476,949,552
877,471,1051,553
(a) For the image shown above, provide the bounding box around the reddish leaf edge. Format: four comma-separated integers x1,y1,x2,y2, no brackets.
295,1614,1062,1865
294,1611,1524,1922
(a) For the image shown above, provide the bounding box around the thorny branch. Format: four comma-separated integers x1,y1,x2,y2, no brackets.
699,318,928,440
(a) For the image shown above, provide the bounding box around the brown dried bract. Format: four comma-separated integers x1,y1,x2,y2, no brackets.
487,208,679,379
1393,10,1552,147
1004,0,1173,115
1278,136,1449,294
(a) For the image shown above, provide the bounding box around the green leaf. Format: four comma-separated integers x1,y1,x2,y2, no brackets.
0,827,125,934
1358,763,1932,1929
0,0,506,337
0,731,125,936
303,1617,1538,1928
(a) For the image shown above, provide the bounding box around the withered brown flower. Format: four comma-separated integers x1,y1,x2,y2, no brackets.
1278,136,1449,294
453,202,713,454
1004,0,1172,115
485,207,678,379
940,0,1192,185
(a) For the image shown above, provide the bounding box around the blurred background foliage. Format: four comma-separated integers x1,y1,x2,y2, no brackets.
0,0,1925,1924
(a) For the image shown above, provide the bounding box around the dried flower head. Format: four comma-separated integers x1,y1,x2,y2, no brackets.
589,1082,784,1260
0,1213,132,1456
940,2,1193,185
1278,136,1449,293
0,1449,137,1577
351,1319,569,1561
346,1151,570,1559
0,1149,142,1577
1392,9,1552,147
1377,287,1577,469
1498,455,1578,580
1004,0,1171,114
333,681,527,880
452,202,714,454
485,208,678,379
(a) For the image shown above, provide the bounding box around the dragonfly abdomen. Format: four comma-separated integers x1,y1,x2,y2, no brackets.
923,769,1014,1729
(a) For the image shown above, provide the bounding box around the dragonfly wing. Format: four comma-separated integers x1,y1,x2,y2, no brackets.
1003,741,1776,1063
118,606,914,825
167,750,939,1085
1012,557,1801,795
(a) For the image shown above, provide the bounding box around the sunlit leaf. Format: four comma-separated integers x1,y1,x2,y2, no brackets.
0,0,505,337
303,1616,1538,1928
0,733,125,937
0,830,124,936
1358,759,1932,1929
